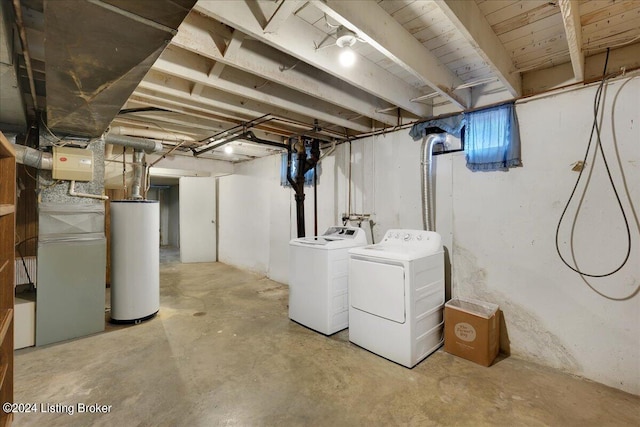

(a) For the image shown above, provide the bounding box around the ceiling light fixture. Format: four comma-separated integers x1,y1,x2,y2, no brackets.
224,145,233,154
339,48,356,67
336,26,357,67
336,26,357,48
314,25,361,67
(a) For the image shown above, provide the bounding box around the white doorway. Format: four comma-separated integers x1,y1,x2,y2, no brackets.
179,177,217,263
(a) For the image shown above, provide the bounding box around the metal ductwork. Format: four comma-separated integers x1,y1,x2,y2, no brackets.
104,133,163,154
130,150,145,200
109,126,195,143
14,143,53,170
421,133,447,232
44,0,196,138
14,132,161,170
104,132,165,200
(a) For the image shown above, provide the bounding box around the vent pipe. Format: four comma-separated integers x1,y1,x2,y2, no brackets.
421,133,447,231
104,132,163,201
104,133,163,154
13,133,163,170
14,144,53,170
130,150,145,200
109,126,195,144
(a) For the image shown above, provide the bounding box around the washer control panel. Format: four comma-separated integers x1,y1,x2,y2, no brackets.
323,226,365,240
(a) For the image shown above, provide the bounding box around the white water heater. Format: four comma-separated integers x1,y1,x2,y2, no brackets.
110,200,160,323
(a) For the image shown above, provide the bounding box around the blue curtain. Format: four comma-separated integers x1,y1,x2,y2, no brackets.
464,102,521,172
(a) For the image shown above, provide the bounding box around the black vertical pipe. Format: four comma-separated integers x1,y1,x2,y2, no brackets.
314,165,318,236
295,145,306,237
311,138,320,237
295,192,305,238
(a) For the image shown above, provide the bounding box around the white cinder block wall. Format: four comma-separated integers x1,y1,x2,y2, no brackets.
218,78,640,394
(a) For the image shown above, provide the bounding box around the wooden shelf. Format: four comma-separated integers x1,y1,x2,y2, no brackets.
0,205,14,217
0,133,15,158
0,310,11,404
0,310,12,346
0,359,7,392
0,414,12,427
0,131,15,426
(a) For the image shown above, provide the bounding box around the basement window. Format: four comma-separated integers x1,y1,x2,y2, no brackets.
464,102,522,172
280,151,316,187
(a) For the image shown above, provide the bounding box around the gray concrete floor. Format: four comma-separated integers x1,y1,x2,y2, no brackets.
14,254,639,426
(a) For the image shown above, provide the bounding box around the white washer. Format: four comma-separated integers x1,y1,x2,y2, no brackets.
289,226,368,335
348,229,444,368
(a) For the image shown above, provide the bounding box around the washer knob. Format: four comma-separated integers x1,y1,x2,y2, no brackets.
416,234,423,241
403,234,411,241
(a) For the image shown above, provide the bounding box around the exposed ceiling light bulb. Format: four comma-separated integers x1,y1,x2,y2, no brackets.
339,48,356,67
224,145,233,154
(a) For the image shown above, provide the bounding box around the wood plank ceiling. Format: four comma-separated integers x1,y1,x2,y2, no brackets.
5,0,640,162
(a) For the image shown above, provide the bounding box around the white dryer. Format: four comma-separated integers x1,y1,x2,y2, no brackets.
289,226,368,335
348,229,444,368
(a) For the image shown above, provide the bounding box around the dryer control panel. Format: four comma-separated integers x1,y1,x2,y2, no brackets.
380,229,442,253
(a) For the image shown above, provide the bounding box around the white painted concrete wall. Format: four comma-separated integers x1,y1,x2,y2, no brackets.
217,77,639,394
168,185,180,247
450,77,639,395
218,151,345,283
218,156,275,275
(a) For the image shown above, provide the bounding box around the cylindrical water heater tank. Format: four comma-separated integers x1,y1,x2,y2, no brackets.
110,200,160,323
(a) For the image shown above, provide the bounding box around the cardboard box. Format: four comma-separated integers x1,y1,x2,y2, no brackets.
444,297,500,366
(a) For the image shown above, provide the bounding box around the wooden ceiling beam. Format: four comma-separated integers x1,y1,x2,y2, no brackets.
194,0,433,117
153,45,372,132
263,0,303,33
434,0,522,97
312,0,470,108
558,0,585,82
173,13,398,126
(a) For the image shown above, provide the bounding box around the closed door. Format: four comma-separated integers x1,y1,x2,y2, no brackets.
349,258,406,323
179,177,216,263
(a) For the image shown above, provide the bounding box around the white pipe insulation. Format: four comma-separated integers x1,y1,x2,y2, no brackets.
421,133,447,232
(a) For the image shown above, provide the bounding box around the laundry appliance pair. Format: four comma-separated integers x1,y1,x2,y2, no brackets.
289,227,444,368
